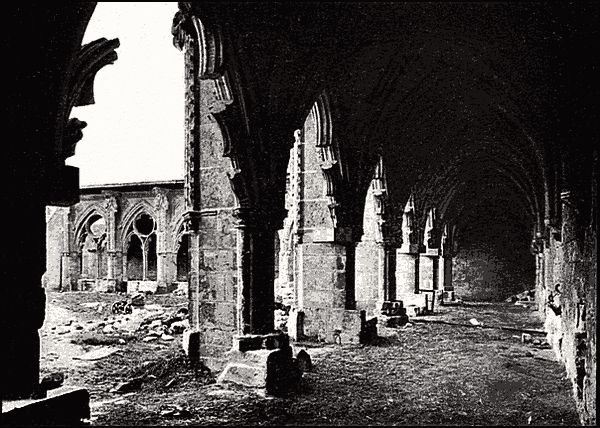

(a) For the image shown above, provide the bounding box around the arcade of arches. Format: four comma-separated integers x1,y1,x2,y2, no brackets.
44,181,190,294
4,2,597,426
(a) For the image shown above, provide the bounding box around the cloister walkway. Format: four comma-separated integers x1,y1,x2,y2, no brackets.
42,292,579,426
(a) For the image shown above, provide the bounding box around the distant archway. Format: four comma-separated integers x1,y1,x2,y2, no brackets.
123,212,157,281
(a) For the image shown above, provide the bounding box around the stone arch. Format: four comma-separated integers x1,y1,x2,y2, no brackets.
423,208,439,250
310,92,343,228
121,206,158,282
170,212,188,253
323,34,553,248
171,214,190,282
119,201,157,246
75,210,108,283
73,204,107,248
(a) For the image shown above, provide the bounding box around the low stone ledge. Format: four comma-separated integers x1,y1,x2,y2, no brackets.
1,386,90,426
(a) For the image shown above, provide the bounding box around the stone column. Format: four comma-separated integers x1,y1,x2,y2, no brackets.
375,242,398,304
396,196,421,298
376,243,388,303
157,251,177,293
385,245,398,300
440,254,453,292
2,203,46,399
59,208,78,291
141,239,150,281
535,251,545,313
186,216,202,330
176,15,206,362
103,195,119,291
295,226,361,342
345,242,357,310
156,252,166,290
61,251,79,291
419,250,440,291
154,188,170,292
396,245,420,296
235,208,279,335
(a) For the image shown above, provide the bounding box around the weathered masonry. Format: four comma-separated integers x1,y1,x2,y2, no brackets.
4,3,597,425
45,181,189,294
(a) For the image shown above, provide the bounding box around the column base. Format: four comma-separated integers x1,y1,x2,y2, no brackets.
440,290,462,306
302,308,362,344
217,333,303,395
377,300,409,327
396,292,428,317
126,280,158,294
1,386,90,426
95,279,117,293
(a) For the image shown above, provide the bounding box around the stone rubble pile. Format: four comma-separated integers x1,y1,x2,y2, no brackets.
132,305,190,342
48,300,190,343
521,332,552,349
505,289,536,304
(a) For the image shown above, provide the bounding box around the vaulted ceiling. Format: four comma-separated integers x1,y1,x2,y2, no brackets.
8,3,598,245
191,2,597,241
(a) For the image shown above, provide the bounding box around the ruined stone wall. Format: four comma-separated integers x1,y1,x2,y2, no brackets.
539,194,596,425
44,207,66,290
453,236,534,302
275,147,298,331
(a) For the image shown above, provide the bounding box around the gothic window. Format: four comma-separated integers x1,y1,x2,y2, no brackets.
124,212,157,281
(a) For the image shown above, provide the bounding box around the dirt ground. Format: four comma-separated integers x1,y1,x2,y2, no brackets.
40,292,580,426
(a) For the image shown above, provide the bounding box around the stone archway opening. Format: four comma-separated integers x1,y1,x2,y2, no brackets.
124,211,158,292
175,236,189,283
76,213,108,290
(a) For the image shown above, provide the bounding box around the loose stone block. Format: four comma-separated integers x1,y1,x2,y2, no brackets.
218,334,300,395
182,330,201,363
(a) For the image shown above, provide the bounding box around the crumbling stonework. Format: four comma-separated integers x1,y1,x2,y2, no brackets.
535,189,597,425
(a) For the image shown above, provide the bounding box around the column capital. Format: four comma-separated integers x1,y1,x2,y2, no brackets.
233,207,288,231
376,233,403,249
183,210,203,233
422,248,441,257
530,235,545,255
157,251,176,257
398,243,421,254
104,194,119,214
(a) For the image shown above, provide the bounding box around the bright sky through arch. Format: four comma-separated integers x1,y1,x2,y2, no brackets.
67,2,184,185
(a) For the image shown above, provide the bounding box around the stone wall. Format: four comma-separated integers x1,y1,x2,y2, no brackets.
453,237,534,302
538,192,596,425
